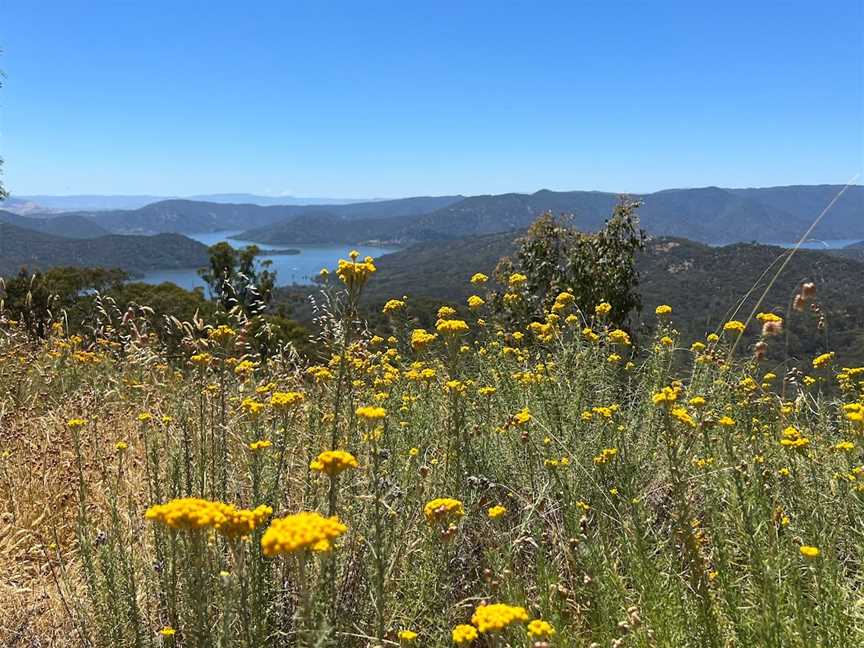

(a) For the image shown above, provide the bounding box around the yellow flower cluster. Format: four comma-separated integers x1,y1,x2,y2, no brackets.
356,405,387,421
723,320,746,333
582,327,599,343
208,324,237,341
310,449,359,476
234,359,257,376
551,291,574,313
813,352,834,369
336,254,377,290
307,365,334,382
269,391,304,408
487,505,507,519
595,302,612,316
383,299,406,314
190,352,212,366
423,497,465,524
467,295,485,309
845,403,863,429
780,425,810,449
436,319,470,335
410,328,438,351
452,624,479,644
145,497,272,538
508,273,528,287
756,312,782,323
608,329,631,346
799,545,820,559
513,407,532,426
260,511,347,556
471,603,529,634
248,439,272,451
593,447,618,465
470,272,488,284
671,407,696,427
241,397,266,416
527,619,556,638
67,418,88,429
652,384,681,406
655,304,672,315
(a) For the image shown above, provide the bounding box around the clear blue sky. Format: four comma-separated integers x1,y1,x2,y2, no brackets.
1,1,862,197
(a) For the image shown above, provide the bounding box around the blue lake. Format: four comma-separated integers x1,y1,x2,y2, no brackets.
137,231,398,290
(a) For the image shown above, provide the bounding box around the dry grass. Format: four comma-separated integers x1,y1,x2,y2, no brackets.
0,395,147,646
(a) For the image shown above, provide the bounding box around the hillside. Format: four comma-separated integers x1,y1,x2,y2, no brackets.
0,210,110,238
233,212,415,245
730,184,864,235
831,239,864,262
399,187,848,244
0,223,210,276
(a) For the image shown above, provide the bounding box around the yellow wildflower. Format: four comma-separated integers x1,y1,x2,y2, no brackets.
487,505,507,519
383,299,406,314
526,619,555,638
356,405,387,421
260,511,347,556
269,391,305,409
723,320,746,333
452,624,479,644
471,603,529,634
799,545,820,559
436,319,470,335
813,352,834,369
423,498,465,524
310,450,359,476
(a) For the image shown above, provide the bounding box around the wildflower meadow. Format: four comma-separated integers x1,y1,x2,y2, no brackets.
1,251,863,647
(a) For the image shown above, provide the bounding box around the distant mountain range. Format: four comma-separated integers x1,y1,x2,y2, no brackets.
7,195,462,237
239,185,864,246
2,193,386,213
0,185,861,278
0,222,209,277
2,185,859,246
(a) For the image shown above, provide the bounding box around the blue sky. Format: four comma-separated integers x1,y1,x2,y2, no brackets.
1,1,862,197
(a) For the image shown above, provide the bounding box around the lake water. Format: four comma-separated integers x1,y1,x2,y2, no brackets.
137,231,399,290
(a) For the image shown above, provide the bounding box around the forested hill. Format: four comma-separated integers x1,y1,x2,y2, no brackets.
0,223,210,276
0,210,110,239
